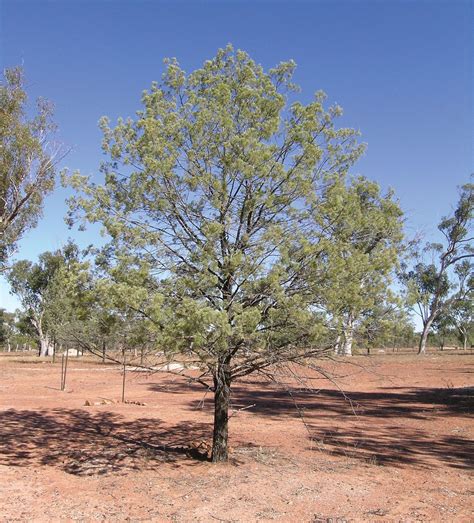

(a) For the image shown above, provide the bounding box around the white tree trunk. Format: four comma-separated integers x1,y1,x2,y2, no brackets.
31,313,54,357
342,328,353,356
39,333,54,357
418,316,434,354
341,315,354,356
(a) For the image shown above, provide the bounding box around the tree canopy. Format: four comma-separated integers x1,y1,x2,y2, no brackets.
7,242,81,356
400,181,473,353
310,176,404,355
66,45,369,461
0,67,66,268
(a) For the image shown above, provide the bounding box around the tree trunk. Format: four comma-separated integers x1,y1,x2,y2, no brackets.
39,335,54,357
418,318,434,354
342,328,353,356
341,315,354,356
211,362,231,463
32,314,53,357
39,337,48,357
334,334,341,355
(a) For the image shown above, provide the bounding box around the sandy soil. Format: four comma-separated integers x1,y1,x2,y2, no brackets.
0,351,472,522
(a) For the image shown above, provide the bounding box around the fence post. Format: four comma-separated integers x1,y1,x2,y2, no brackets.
121,347,126,403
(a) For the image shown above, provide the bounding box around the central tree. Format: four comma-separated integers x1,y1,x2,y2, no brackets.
68,46,364,461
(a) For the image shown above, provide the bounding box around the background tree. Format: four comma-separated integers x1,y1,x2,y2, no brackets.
41,244,93,352
66,46,365,462
0,308,9,347
0,67,66,268
400,182,473,354
0,308,36,352
310,177,404,356
356,303,415,353
44,260,154,364
7,242,80,356
445,261,473,349
431,311,456,350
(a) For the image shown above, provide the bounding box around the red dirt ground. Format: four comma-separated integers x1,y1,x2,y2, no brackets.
0,351,472,522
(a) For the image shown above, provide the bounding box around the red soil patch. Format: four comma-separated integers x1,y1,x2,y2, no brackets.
0,352,472,521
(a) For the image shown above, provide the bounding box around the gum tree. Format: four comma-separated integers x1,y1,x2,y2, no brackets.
7,242,80,356
446,261,473,349
400,182,473,354
67,46,365,461
312,177,404,356
0,67,66,268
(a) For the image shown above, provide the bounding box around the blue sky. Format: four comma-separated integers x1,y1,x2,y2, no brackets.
0,0,472,312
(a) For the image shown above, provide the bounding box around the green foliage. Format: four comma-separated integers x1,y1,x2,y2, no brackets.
0,308,36,350
308,176,404,353
433,260,473,348
66,45,366,377
64,46,408,460
399,180,473,352
7,241,82,353
0,67,65,267
0,309,8,344
356,306,416,351
401,262,450,318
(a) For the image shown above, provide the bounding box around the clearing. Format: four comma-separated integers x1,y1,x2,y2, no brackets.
0,351,472,521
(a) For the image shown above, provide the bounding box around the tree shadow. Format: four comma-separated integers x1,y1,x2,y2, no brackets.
228,384,474,419
147,378,473,420
311,423,473,469
229,384,473,469
146,377,207,395
149,380,473,470
0,408,210,475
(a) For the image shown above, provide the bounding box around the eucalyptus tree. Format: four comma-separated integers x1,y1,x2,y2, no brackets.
353,302,410,352
400,182,473,354
47,266,157,364
7,242,80,356
431,311,456,350
0,308,10,347
447,261,473,349
0,67,66,268
0,308,33,351
311,177,404,355
66,46,365,461
451,294,473,350
41,244,94,352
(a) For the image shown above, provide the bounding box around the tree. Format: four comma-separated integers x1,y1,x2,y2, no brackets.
44,255,153,364
446,261,473,349
0,67,66,268
431,311,456,350
0,308,32,351
311,177,403,355
7,242,80,356
400,182,473,354
356,303,415,353
66,46,365,461
450,294,473,350
0,308,9,346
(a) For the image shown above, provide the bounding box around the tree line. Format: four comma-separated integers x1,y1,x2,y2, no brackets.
1,47,472,461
